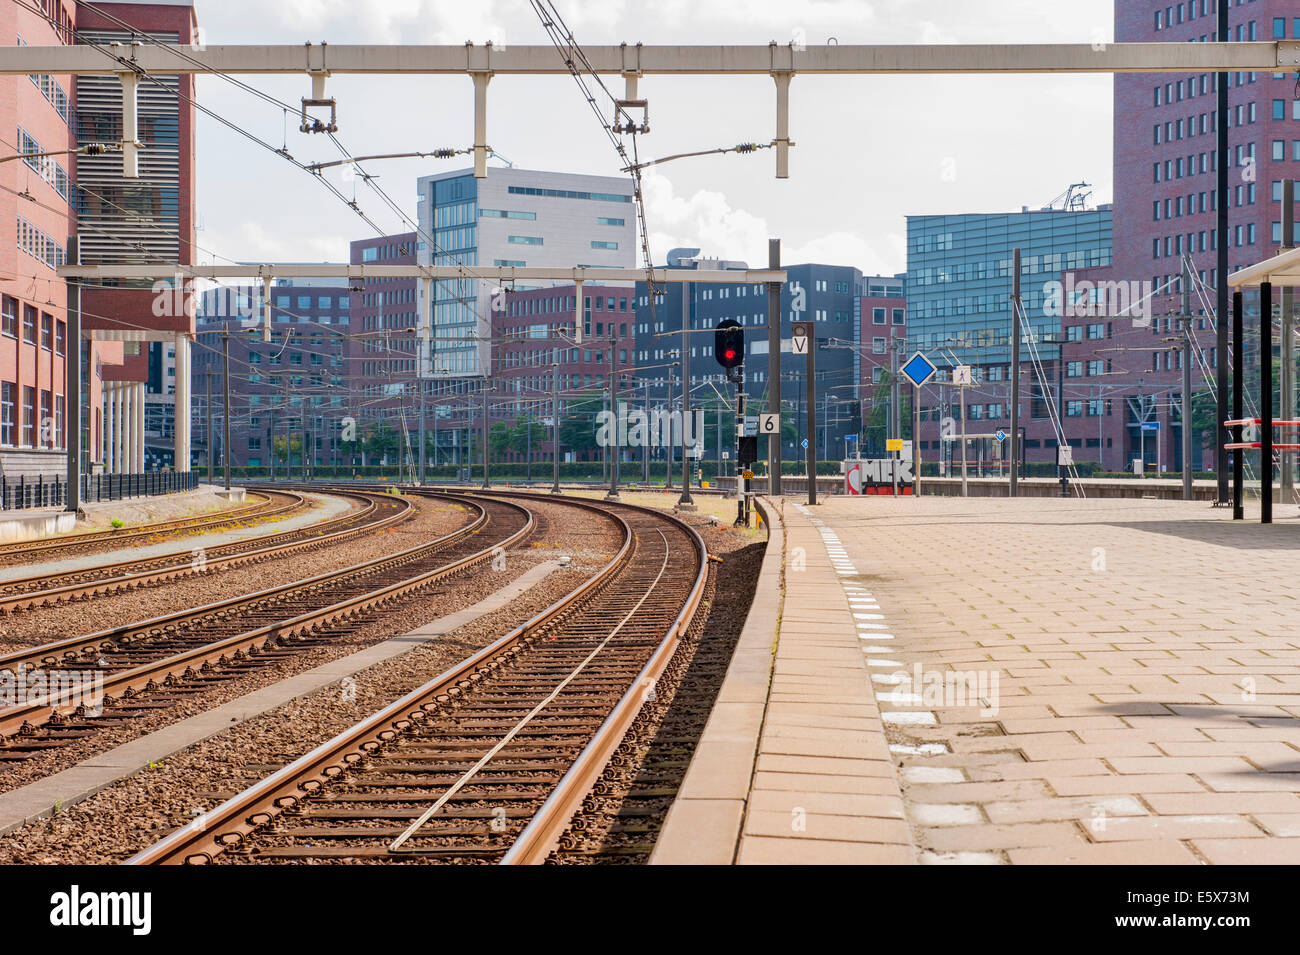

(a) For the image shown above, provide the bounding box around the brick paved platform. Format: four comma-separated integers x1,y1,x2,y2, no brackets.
656,493,1300,865
794,494,1300,864
653,498,915,864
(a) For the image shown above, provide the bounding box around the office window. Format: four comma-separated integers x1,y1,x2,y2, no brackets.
1275,100,1286,120
40,313,52,349
38,390,50,447
872,337,886,354
509,235,544,245
0,383,11,446
22,306,36,344
892,308,905,325
590,240,618,250
0,297,15,338
1275,140,1286,160
872,307,886,324
21,387,34,446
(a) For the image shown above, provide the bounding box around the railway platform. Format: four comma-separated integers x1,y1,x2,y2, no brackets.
657,493,1300,865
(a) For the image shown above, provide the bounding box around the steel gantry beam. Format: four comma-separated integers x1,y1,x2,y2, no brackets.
6,40,1296,179
56,264,785,284
2,41,1294,75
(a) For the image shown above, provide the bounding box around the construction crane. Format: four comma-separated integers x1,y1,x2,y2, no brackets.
1044,182,1094,212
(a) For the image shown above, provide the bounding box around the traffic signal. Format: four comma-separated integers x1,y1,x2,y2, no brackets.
714,319,744,369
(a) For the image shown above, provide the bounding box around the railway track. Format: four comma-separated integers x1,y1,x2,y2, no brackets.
0,492,533,764
126,492,707,865
0,489,413,614
0,490,306,566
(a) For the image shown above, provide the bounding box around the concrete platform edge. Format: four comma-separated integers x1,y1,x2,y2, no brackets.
649,497,783,865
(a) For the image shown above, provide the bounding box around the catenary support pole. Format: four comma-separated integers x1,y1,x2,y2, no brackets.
1182,258,1194,502
767,238,782,494
65,238,81,512
222,323,231,491
1215,1,1230,505
1233,290,1244,520
677,283,694,508
1281,179,1295,502
1010,248,1021,497
1262,281,1274,525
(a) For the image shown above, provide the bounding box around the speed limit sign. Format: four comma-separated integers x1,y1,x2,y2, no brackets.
759,413,780,434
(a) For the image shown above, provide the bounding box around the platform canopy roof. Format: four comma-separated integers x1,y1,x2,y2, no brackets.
1227,246,1300,289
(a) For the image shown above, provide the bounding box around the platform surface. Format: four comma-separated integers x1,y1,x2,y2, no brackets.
781,494,1300,864
659,492,1300,864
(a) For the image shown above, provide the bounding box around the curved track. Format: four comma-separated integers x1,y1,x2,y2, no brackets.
0,489,413,613
0,492,532,762
0,490,306,565
127,491,708,865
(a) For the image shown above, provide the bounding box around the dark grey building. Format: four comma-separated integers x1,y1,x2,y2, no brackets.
632,251,863,464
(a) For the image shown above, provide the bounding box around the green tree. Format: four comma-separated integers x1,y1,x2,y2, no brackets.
509,416,549,456
489,421,514,457
363,421,400,463
272,434,302,465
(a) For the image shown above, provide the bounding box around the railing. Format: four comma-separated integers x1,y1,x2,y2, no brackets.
0,471,200,511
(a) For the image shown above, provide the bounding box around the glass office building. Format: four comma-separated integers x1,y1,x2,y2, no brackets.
905,209,1114,363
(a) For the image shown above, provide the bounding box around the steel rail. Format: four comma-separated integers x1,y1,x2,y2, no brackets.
499,500,708,864
127,492,704,865
0,494,523,737
0,490,410,613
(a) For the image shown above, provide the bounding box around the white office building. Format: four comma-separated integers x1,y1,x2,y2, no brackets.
415,167,637,377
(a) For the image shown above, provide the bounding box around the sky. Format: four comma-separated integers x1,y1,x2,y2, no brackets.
188,0,1116,277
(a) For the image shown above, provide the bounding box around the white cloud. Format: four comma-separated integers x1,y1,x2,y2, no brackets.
644,173,901,275
200,221,344,265
643,173,770,266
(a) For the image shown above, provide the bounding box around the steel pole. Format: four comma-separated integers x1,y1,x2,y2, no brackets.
551,363,561,494
677,284,694,507
767,238,782,494
1281,179,1295,502
64,238,81,512
1010,248,1021,497
1233,290,1244,520
607,329,620,501
1214,1,1230,504
222,324,231,491
206,370,213,484
807,329,817,505
1262,281,1274,524
481,382,490,489
1182,258,1194,501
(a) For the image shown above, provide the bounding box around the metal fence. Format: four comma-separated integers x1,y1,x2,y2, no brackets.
0,471,200,511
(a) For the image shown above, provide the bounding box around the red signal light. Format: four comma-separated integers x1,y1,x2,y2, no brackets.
714,319,744,370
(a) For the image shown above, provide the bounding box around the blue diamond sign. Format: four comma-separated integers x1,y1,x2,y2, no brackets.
995,430,1007,443
801,438,810,449
901,351,938,388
